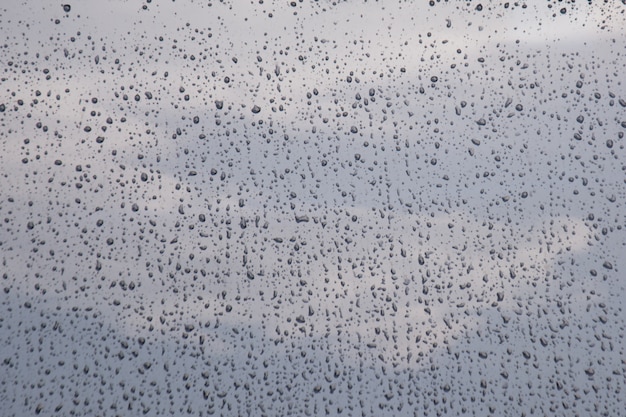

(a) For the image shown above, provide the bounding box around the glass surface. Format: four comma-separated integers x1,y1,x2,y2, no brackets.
1,2,625,416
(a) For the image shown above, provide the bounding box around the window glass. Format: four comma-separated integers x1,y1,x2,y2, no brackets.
1,2,624,416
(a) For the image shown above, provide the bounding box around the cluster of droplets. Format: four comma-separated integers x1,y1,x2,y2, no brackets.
1,2,625,417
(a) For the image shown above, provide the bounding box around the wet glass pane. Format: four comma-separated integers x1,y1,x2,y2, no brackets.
1,2,625,416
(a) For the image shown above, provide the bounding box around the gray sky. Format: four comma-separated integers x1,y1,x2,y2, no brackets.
1,1,625,416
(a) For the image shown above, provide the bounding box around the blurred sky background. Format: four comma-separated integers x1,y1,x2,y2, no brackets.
1,1,625,416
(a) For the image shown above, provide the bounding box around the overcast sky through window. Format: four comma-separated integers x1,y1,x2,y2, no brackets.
1,1,625,416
